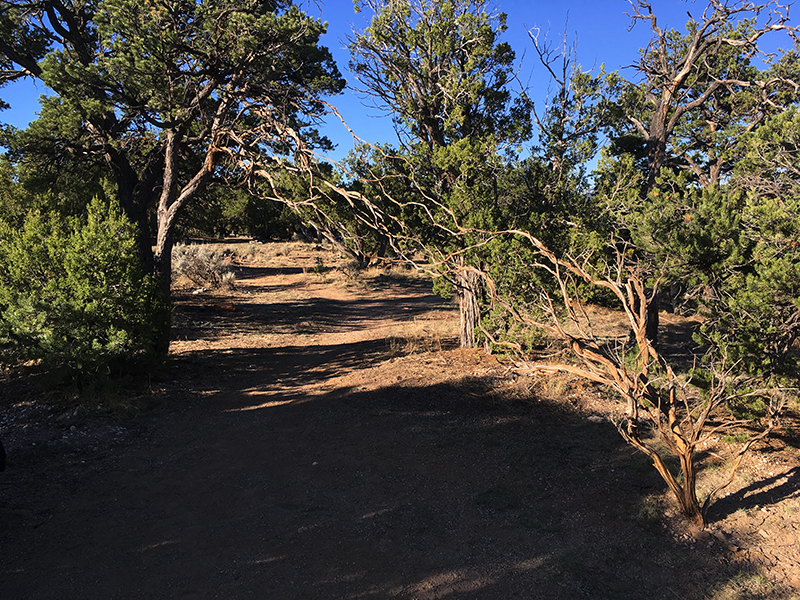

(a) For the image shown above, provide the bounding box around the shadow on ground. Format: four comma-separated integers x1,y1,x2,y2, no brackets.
0,339,758,600
172,293,451,342
709,467,800,521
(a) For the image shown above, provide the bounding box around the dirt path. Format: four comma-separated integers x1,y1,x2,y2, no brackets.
1,242,799,599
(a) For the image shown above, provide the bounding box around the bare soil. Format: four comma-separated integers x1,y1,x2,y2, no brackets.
1,241,799,600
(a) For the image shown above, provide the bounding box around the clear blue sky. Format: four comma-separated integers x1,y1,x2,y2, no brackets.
0,0,794,162
314,0,686,161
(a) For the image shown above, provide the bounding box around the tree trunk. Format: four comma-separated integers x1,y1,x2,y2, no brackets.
630,289,661,350
457,264,481,349
150,211,175,356
625,423,705,527
646,291,660,350
678,451,704,527
153,217,174,299
646,103,669,192
105,145,158,277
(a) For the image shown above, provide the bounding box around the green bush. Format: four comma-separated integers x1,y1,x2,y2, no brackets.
0,196,168,378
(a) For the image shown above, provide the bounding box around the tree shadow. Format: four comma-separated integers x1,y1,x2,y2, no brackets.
234,265,307,278
1,345,782,599
151,345,750,599
708,466,800,522
171,294,451,342
167,338,397,403
3,261,788,599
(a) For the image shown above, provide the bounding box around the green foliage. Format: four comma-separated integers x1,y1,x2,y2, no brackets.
480,302,547,355
619,176,747,286
1,0,346,299
176,185,301,241
0,196,168,378
694,199,800,377
3,96,114,218
349,0,531,243
721,432,749,444
475,51,619,345
350,0,528,153
0,155,29,228
605,161,800,380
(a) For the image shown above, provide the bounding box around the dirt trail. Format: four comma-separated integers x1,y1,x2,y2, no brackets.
1,243,799,599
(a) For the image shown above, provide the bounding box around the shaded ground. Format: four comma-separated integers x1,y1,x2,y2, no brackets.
1,241,799,599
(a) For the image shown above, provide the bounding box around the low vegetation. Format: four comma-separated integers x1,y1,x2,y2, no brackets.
171,243,236,290
0,197,168,379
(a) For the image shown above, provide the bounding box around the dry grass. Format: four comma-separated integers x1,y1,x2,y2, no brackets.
385,317,457,356
707,572,776,600
172,242,236,290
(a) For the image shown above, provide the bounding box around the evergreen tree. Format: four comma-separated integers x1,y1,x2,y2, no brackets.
347,0,531,347
0,0,345,352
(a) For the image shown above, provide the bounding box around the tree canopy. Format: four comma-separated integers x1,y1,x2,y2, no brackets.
1,0,345,301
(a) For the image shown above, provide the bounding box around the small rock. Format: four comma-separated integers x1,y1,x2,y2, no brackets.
587,415,604,423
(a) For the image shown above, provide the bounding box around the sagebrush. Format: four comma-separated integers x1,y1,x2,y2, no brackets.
172,243,236,289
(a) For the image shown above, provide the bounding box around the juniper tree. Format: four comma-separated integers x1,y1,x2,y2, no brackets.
347,0,531,347
1,0,344,350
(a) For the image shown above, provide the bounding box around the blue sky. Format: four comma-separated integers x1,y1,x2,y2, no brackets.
313,0,687,160
1,0,794,162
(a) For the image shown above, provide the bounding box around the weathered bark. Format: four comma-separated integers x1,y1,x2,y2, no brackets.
457,263,481,349
624,433,704,525
630,287,661,349
502,236,722,526
645,103,669,192
153,128,218,292
618,384,706,528
627,0,797,194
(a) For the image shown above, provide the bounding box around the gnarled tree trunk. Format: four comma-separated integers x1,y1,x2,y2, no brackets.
457,262,481,348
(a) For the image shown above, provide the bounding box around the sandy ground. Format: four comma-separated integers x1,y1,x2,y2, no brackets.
1,241,799,599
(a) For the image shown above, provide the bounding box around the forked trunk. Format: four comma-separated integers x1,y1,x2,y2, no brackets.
624,421,705,527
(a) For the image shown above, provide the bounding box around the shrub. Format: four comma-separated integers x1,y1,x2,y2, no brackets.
171,243,236,289
0,197,168,378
